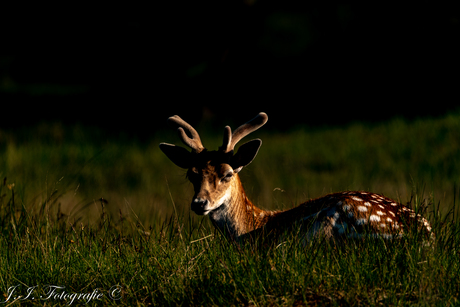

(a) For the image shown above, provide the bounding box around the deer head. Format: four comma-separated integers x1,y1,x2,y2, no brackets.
160,112,435,242
159,113,268,216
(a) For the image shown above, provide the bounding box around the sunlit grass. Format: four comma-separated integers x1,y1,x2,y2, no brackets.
0,177,458,305
1,111,460,304
3,112,460,223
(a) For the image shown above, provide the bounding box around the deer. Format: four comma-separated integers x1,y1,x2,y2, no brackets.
159,112,434,243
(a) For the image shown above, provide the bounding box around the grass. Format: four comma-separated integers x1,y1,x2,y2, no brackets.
1,111,460,305
0,180,459,306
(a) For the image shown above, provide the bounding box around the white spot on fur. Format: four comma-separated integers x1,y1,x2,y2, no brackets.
378,205,385,209
357,206,368,212
389,211,395,217
380,223,386,228
351,196,363,201
376,211,385,216
259,212,265,218
329,211,341,226
370,215,380,222
364,202,372,207
391,202,398,206
356,218,367,225
337,201,343,206
386,217,393,222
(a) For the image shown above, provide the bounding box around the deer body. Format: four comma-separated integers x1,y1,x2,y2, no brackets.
160,113,433,241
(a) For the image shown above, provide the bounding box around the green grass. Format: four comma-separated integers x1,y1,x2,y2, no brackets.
0,180,459,306
1,112,460,305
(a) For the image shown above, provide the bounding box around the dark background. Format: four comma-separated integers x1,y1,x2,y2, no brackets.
1,1,459,135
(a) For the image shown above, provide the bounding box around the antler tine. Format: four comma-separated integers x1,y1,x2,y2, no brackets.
168,115,205,153
221,112,268,153
220,125,232,152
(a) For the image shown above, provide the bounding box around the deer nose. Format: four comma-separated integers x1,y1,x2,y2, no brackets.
191,198,209,214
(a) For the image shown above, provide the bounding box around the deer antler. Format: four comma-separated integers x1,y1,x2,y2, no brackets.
168,115,205,153
220,112,268,153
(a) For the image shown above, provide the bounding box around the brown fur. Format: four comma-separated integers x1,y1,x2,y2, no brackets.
160,113,434,243
189,168,433,242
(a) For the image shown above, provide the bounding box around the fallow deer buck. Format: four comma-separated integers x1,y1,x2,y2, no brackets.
160,112,434,242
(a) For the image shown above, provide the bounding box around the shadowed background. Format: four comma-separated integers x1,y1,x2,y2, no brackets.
1,1,459,130
1,1,459,227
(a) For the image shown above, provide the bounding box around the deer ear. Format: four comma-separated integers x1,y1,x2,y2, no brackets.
230,139,262,172
159,143,192,169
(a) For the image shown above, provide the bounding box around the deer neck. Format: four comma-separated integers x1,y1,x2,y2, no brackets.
208,174,277,238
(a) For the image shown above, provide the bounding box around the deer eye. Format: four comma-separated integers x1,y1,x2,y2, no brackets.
221,170,234,182
187,168,200,181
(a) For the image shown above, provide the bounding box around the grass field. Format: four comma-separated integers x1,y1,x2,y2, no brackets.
1,111,460,305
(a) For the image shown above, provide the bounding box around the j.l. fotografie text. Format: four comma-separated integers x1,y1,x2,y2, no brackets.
1,284,122,305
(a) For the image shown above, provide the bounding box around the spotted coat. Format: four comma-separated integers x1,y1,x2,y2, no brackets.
160,112,434,244
255,191,433,241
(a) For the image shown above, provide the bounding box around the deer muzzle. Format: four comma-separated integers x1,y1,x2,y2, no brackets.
191,198,210,215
